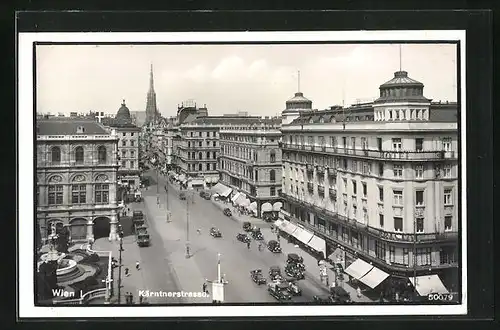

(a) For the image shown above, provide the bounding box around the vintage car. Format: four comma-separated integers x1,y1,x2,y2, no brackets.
236,233,251,243
267,282,292,301
269,266,282,281
312,294,335,304
250,269,267,285
250,228,264,240
330,286,351,303
287,253,304,264
199,191,212,200
267,240,282,253
210,227,222,238
179,192,186,200
223,208,232,216
282,277,302,296
132,210,144,220
242,221,252,232
284,263,305,280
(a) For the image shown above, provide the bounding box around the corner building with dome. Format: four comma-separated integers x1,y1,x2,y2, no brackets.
279,70,459,294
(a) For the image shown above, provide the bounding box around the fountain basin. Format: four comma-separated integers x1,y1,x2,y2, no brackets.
56,259,78,276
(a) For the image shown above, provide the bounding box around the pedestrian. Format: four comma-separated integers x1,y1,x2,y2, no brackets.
247,241,251,249
356,286,362,298
139,295,143,304
202,282,207,293
129,293,134,304
136,261,140,270
379,292,384,302
125,267,130,277
395,291,400,302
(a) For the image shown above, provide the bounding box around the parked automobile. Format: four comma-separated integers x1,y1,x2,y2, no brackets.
267,282,292,301
223,208,232,216
236,233,251,243
242,222,252,231
267,240,282,253
330,286,351,303
269,266,282,281
312,294,335,304
179,192,186,200
132,210,144,220
200,191,212,200
250,228,264,240
284,263,305,280
210,227,222,238
282,277,302,296
250,269,267,285
287,253,304,264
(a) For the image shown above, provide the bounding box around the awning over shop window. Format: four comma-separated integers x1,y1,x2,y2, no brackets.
240,198,251,208
307,235,326,258
205,177,212,183
190,179,204,186
212,177,219,183
261,202,273,213
272,202,283,212
220,187,232,198
344,258,373,280
358,266,390,289
409,275,449,296
279,220,298,236
249,201,258,211
292,226,314,245
231,192,241,203
178,174,186,182
212,183,225,194
234,193,247,206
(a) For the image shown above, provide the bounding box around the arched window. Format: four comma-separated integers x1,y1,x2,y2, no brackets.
98,146,107,164
270,150,276,163
198,152,202,160
75,146,84,164
51,146,61,164
270,169,276,182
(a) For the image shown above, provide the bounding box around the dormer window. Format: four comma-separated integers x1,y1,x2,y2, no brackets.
76,126,85,134
319,117,324,124
309,118,314,124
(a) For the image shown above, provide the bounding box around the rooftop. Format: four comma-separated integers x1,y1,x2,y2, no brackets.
37,119,109,135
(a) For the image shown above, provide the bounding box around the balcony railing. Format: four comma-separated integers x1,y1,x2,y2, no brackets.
316,166,325,174
329,187,337,198
318,185,325,195
307,182,314,192
328,167,337,176
38,161,120,168
281,143,455,161
306,164,314,172
279,191,459,244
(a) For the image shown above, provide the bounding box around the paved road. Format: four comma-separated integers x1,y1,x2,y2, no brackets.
141,170,331,303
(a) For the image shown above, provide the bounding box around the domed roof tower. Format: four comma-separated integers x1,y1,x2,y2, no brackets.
116,99,132,125
374,70,430,104
281,71,313,125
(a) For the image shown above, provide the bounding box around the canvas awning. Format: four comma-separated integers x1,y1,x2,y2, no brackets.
212,177,219,183
344,258,373,280
234,193,247,206
205,177,212,183
240,198,251,208
190,179,204,186
292,226,314,245
358,266,390,289
249,201,258,211
279,220,298,236
178,174,186,182
231,192,241,203
212,183,225,194
220,187,232,198
409,275,449,296
272,201,283,211
307,235,326,258
261,202,273,213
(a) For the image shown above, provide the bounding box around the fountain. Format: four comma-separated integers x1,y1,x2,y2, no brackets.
38,223,78,276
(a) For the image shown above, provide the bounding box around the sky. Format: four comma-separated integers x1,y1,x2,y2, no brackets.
36,43,457,118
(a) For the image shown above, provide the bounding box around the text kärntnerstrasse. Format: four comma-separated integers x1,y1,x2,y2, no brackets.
138,290,209,298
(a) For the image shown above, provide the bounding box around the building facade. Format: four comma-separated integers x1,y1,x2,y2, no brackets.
280,70,459,290
219,118,283,216
36,119,120,244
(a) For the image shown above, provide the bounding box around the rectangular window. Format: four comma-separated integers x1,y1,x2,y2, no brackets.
415,138,423,151
199,132,202,137
330,136,337,147
270,186,276,196
394,217,403,232
379,187,384,201
375,241,386,260
443,164,452,178
416,248,431,266
343,158,348,170
343,178,347,191
444,189,453,205
213,141,216,147
351,137,356,149
362,162,369,174
352,160,357,172
352,205,357,219
393,164,403,177
71,184,86,204
415,165,424,178
442,137,452,151
416,217,424,233
213,163,217,170
362,182,367,197
122,140,126,147
393,190,403,206
444,216,452,231
48,185,64,205
122,132,126,136
122,150,126,158
122,160,126,167
416,190,424,206
392,138,402,151
378,163,384,176
342,137,347,148
95,184,109,204
379,214,384,227
389,246,396,263
361,137,367,149
403,248,409,266
130,151,135,157
308,136,314,145
130,161,135,168
130,140,135,147
131,132,134,136
352,180,357,195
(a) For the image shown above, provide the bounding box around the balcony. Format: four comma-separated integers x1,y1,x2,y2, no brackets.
316,166,325,174
328,167,337,177
280,143,453,161
307,182,314,192
329,187,337,198
280,191,459,244
306,164,314,173
414,205,425,217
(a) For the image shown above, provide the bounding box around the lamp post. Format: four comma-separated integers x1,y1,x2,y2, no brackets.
413,218,417,299
117,225,124,304
185,189,193,258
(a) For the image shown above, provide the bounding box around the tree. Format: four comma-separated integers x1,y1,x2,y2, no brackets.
55,226,70,253
35,222,42,252
37,261,58,301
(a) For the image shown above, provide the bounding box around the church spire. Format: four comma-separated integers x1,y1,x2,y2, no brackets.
149,63,155,93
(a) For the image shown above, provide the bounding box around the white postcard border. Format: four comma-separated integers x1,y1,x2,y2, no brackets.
18,30,467,318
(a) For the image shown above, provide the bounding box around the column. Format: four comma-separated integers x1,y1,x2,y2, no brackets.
108,213,119,241
86,219,94,243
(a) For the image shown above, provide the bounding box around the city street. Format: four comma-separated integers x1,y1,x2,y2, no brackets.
139,170,331,303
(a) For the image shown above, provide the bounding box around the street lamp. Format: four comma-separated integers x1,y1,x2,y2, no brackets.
117,225,124,304
185,189,193,258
